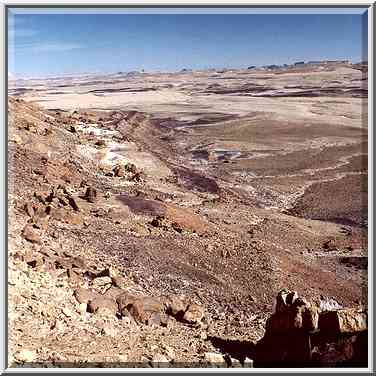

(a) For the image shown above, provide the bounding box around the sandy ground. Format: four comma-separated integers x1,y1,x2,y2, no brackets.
13,65,367,129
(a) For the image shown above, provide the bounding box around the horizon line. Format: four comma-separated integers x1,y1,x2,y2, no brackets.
8,58,368,81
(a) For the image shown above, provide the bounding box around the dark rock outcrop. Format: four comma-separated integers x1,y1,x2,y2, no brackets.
255,290,368,367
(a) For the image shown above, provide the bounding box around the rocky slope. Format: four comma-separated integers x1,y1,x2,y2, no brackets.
8,95,367,368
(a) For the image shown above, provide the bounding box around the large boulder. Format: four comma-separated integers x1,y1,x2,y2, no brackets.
319,308,367,334
183,303,205,326
166,295,189,318
255,289,368,367
73,287,99,304
266,291,320,335
116,292,162,325
87,296,118,317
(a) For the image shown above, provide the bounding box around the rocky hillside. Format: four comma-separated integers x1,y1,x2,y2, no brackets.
8,97,367,367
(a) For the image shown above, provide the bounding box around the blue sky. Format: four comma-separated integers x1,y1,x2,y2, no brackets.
8,9,368,78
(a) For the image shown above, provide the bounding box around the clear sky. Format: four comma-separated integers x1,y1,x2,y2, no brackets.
8,9,368,78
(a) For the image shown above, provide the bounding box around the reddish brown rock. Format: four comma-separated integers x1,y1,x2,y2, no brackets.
266,297,318,335
116,292,139,315
103,286,124,300
67,268,83,286
183,303,205,325
87,297,118,316
73,287,99,304
262,289,320,336
51,208,83,225
165,205,209,235
171,221,184,233
68,213,84,225
129,297,163,324
61,172,74,184
117,293,162,324
22,225,42,244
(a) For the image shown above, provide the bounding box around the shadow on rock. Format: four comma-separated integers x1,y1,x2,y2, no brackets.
208,335,256,364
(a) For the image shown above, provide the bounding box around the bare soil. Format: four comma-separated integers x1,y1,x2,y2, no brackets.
8,63,368,368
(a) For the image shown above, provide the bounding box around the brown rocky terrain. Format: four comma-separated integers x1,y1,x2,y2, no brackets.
8,63,368,368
